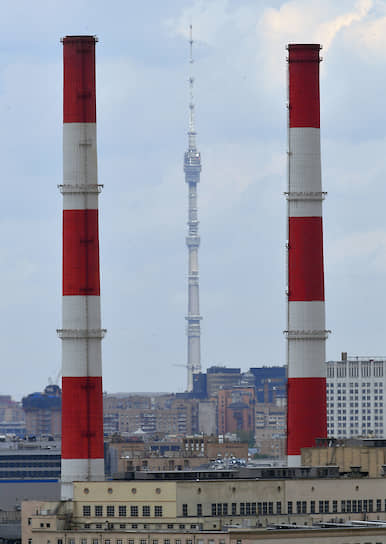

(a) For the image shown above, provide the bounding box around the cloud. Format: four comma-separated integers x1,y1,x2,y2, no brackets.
328,230,386,272
318,0,372,51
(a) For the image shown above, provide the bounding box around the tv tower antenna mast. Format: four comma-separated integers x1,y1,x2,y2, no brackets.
184,25,202,392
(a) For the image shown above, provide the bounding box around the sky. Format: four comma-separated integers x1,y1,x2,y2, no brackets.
0,0,386,399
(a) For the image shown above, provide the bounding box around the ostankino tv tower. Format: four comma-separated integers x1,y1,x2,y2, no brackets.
184,25,202,392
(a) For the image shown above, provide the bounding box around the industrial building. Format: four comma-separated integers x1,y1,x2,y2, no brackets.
22,467,386,544
302,438,386,478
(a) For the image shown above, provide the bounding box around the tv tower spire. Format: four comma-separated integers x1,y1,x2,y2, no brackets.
184,25,202,392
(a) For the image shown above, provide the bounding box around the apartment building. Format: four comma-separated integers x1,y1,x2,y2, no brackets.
326,355,386,438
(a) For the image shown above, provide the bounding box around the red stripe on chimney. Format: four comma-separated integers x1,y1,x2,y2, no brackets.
63,209,100,296
288,216,324,301
63,36,96,123
288,44,320,128
287,377,327,455
61,376,104,459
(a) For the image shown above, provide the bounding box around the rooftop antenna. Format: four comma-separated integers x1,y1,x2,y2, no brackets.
188,24,196,150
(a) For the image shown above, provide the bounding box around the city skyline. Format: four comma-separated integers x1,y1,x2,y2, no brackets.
0,1,385,399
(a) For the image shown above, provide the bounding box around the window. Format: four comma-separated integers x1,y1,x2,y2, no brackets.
140,540,147,544
119,524,125,529
167,524,174,529
269,502,274,515
155,506,163,517
246,503,251,516
182,504,188,516
310,501,315,514
107,506,115,517
302,502,307,514
128,540,134,544
119,506,126,517
197,504,202,516
96,525,102,529
116,540,122,544
211,504,216,516
131,524,137,529
232,503,237,515
83,505,91,517
163,541,170,544
81,540,87,544
240,503,245,515
130,506,138,517
377,499,382,512
276,502,282,514
95,505,103,517
332,500,337,513
341,500,346,513
296,501,301,514
223,503,228,515
287,502,293,514
69,540,75,544
57,541,63,544
142,506,150,517
105,541,111,544
251,503,256,515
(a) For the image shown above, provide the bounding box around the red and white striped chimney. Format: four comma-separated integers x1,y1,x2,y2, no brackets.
58,35,105,499
286,44,328,466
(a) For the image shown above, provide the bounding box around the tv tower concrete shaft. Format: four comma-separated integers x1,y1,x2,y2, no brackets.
58,35,105,499
285,44,329,466
184,26,202,392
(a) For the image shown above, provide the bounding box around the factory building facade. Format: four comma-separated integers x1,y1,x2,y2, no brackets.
22,471,386,544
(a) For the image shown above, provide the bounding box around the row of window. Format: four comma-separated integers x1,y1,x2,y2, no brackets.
327,364,385,377
82,498,386,520
209,502,278,516
204,499,386,516
83,506,163,518
82,524,198,531
30,539,221,544
0,470,59,478
0,461,60,467
55,539,220,544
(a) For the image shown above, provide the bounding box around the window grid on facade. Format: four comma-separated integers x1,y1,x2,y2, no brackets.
155,506,163,517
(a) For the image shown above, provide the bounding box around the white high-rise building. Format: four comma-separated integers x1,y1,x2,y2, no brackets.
326,354,385,439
